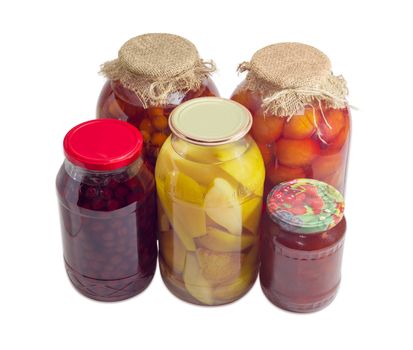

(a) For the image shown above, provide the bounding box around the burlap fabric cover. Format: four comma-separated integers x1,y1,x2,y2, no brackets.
238,42,348,116
100,33,216,107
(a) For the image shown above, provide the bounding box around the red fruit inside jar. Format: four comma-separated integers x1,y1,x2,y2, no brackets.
231,86,350,197
56,158,157,301
97,79,219,166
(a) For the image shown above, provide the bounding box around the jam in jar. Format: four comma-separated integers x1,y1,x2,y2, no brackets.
155,97,265,305
260,179,346,312
56,119,157,301
232,43,350,197
97,33,219,166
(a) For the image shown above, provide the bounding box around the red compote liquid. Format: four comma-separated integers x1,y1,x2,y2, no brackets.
97,78,219,166
56,120,157,301
260,179,346,312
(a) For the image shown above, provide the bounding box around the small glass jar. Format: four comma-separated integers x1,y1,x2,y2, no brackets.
155,97,265,305
231,43,351,198
56,120,157,301
260,179,346,312
97,33,219,166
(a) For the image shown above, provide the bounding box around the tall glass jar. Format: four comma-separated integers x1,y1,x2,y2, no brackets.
155,97,265,305
56,120,157,301
231,43,351,198
97,33,219,166
260,179,346,312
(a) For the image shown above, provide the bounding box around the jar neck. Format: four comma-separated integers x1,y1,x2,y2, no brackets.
64,156,143,184
170,134,252,164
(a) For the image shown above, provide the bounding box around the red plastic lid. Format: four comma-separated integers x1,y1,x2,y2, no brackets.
63,119,143,171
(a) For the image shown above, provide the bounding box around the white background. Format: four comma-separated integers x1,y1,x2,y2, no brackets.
0,0,412,349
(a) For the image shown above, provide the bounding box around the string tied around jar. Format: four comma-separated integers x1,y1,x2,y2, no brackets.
100,33,216,108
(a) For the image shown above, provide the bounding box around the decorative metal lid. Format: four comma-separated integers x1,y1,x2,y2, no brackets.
266,178,345,234
169,97,252,146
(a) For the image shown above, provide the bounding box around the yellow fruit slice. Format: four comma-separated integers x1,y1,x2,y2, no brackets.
172,201,207,238
219,141,265,196
165,171,205,204
204,178,242,235
157,200,171,232
197,227,256,252
155,137,175,179
183,253,214,305
156,181,196,251
213,267,255,302
157,138,226,187
241,196,262,234
172,138,217,163
212,142,248,162
196,248,243,284
156,180,172,218
159,230,187,274
162,171,207,245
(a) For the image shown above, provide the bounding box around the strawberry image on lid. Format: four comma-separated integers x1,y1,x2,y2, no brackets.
266,178,345,234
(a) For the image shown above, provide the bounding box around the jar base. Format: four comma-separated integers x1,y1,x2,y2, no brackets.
159,260,256,306
65,261,155,302
261,284,339,313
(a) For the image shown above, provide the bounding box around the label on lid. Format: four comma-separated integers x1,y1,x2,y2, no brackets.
266,178,345,234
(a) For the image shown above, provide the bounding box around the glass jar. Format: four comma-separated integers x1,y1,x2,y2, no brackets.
232,43,351,198
155,97,265,305
56,120,157,301
97,33,219,166
260,179,346,312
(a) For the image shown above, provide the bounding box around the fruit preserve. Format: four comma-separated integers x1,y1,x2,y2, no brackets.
156,97,265,306
97,33,219,165
232,43,350,197
56,120,157,301
260,179,346,312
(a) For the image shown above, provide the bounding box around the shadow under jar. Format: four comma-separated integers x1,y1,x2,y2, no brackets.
56,119,157,301
155,97,265,306
231,42,351,199
97,33,219,166
260,179,346,313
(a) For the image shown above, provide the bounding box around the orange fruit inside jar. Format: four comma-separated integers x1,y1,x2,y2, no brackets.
231,85,350,196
